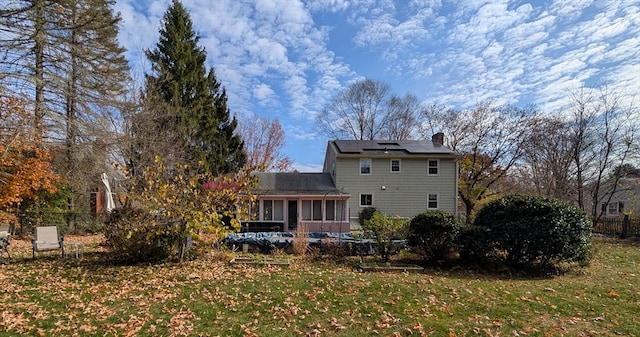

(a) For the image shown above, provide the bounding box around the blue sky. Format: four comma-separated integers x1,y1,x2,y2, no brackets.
114,0,640,172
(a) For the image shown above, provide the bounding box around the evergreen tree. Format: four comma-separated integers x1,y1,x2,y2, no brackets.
144,0,245,176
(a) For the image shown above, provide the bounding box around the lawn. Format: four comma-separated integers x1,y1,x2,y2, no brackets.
1,235,638,336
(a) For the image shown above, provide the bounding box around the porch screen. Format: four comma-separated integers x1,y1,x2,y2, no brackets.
273,200,284,221
326,200,335,220
302,200,312,220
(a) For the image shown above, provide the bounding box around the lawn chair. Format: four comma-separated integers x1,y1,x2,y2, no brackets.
32,226,64,259
0,230,10,259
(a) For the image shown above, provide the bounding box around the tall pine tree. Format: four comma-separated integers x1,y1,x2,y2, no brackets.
1,0,131,217
144,0,245,176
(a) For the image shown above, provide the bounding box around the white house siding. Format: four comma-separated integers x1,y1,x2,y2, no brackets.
334,156,458,229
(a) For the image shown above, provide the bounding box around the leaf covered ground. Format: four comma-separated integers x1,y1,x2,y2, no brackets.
1,235,639,336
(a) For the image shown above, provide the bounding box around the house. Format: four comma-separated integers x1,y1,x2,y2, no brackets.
596,175,640,218
248,134,459,232
323,135,459,229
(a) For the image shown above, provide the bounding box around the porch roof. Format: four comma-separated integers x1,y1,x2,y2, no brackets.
253,172,344,196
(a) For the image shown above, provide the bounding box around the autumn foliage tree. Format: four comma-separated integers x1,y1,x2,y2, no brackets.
105,157,257,262
0,97,58,224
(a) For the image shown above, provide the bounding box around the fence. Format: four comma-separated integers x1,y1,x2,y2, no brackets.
2,211,103,236
592,215,640,238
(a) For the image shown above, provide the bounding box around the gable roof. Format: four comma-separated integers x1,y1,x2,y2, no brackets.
331,139,457,156
253,172,344,195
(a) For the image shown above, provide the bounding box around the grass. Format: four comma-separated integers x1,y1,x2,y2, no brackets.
1,235,639,336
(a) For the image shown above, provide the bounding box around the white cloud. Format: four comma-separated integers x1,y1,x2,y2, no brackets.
253,83,278,106
306,0,352,13
115,0,640,168
549,0,594,20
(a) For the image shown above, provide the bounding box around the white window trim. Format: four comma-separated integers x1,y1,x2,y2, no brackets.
360,158,372,175
359,193,374,207
390,159,401,173
427,159,439,176
427,193,438,209
604,202,624,216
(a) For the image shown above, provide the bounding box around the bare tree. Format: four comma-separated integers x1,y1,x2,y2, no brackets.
519,116,575,199
237,116,293,172
423,102,537,222
567,86,638,220
316,79,415,140
383,93,420,140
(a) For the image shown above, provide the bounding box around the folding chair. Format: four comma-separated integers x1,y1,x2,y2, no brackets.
32,226,64,259
0,230,10,259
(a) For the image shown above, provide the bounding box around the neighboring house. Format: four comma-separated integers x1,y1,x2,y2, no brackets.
249,134,459,232
596,175,640,218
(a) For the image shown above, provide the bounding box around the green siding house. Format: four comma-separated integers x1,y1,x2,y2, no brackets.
250,134,459,232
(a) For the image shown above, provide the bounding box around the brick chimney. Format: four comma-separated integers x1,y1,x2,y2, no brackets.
431,132,444,145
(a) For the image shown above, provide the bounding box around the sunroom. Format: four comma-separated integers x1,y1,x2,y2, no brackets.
245,172,350,233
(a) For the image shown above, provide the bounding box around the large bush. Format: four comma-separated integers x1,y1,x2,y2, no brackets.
474,195,593,270
104,206,180,262
408,210,460,260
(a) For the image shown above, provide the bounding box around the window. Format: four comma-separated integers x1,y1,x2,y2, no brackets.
313,200,323,221
360,194,373,206
273,200,284,221
390,159,401,172
326,200,335,220
302,200,323,221
263,200,273,220
427,194,438,209
428,160,438,175
360,159,371,174
602,202,624,216
336,200,345,220
324,200,346,221
262,200,284,221
302,200,312,220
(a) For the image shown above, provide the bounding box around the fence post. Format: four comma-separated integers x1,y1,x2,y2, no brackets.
621,214,629,239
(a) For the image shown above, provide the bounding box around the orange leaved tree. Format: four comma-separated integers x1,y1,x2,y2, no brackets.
0,97,58,224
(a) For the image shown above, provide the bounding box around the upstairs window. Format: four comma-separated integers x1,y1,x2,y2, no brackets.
360,159,371,175
428,159,439,175
390,159,401,173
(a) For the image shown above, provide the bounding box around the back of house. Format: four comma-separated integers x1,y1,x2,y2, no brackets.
323,136,459,230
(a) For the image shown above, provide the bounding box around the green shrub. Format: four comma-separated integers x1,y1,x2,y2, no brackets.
75,219,104,234
359,207,377,226
104,206,180,263
408,210,460,260
361,211,409,262
17,183,73,235
474,195,593,270
457,224,494,263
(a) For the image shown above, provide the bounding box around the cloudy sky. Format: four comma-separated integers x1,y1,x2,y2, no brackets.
114,0,640,171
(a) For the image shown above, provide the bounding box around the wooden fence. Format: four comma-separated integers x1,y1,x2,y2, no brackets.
592,215,640,238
